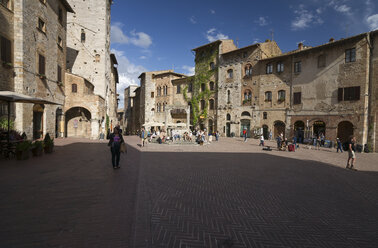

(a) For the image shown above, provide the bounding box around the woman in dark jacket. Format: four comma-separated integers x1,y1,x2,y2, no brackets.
108,127,125,169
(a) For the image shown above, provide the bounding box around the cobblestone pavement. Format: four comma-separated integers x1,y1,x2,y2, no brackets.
0,136,378,247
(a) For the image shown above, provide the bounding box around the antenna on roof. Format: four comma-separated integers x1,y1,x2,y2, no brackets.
270,29,274,41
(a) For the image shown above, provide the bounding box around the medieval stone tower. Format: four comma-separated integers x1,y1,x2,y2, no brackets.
66,0,112,100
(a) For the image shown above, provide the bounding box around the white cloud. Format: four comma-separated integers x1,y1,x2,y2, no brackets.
139,56,147,60
334,4,351,13
182,65,195,76
111,49,146,108
210,9,215,14
190,16,197,24
291,4,323,30
256,16,268,26
111,22,152,48
367,14,378,30
206,28,229,42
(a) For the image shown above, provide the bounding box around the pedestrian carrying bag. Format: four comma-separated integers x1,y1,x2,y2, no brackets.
120,143,127,153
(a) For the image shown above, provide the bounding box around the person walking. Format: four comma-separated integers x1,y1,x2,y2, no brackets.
269,130,272,141
215,131,219,141
108,127,125,169
336,138,343,153
259,135,264,146
346,136,357,170
243,129,247,142
140,127,145,147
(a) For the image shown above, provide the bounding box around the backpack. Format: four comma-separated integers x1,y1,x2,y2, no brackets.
342,142,349,151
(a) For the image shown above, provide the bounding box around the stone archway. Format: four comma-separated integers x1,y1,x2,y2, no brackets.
33,104,44,140
294,121,305,143
337,121,354,143
313,120,326,138
274,120,285,138
65,107,92,137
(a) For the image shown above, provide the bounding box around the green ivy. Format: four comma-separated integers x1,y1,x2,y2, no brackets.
183,47,218,128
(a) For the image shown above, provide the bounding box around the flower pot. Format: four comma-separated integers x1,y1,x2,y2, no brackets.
44,145,53,154
32,147,43,156
16,150,30,160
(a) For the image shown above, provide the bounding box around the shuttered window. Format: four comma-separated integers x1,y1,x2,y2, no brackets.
338,86,360,101
38,54,45,75
57,65,62,82
72,84,77,93
293,92,301,104
1,36,12,63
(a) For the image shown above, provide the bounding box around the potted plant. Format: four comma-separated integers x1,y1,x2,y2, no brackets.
43,133,54,154
31,140,43,156
15,140,32,160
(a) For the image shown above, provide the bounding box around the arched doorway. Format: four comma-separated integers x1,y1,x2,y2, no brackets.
33,104,44,140
274,121,285,138
240,119,251,137
65,107,92,137
313,120,326,138
337,121,354,143
208,119,214,134
262,125,269,139
226,122,231,137
294,121,305,143
55,107,63,138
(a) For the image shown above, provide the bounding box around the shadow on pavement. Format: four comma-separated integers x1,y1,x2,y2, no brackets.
1,142,378,248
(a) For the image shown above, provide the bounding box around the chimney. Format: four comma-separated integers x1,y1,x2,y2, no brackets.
329,38,335,43
298,42,304,50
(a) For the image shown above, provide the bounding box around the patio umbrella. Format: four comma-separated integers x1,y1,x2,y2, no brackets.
0,91,62,145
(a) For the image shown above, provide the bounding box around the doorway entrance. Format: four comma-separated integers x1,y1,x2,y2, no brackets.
313,120,326,138
274,121,285,138
294,121,305,143
262,125,269,139
226,122,231,137
240,119,251,138
337,121,353,143
33,104,44,140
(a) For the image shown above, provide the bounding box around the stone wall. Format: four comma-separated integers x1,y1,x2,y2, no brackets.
12,0,69,139
0,3,14,92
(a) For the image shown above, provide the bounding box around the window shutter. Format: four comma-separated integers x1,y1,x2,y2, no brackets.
1,37,7,62
57,65,62,82
338,88,343,101
5,38,11,63
355,86,360,100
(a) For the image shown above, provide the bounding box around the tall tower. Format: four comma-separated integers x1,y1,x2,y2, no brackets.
66,0,112,100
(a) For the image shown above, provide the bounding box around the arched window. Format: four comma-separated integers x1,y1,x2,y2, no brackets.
244,89,252,100
241,111,251,117
157,87,161,96
226,114,231,121
210,62,215,70
227,69,233,78
209,81,215,91
201,83,206,92
209,99,214,110
265,91,272,101
188,83,193,92
245,64,252,76
200,100,205,110
227,90,231,103
278,90,285,101
72,84,77,93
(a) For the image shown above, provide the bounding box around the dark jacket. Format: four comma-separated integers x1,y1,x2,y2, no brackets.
108,133,125,147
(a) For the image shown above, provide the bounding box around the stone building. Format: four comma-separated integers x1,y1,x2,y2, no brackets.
137,70,188,132
217,40,283,138
64,0,116,138
124,31,378,152
123,85,138,134
0,0,74,139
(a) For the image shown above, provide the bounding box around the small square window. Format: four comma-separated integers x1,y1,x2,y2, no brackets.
266,63,273,74
294,61,301,73
293,92,301,104
277,62,284,72
151,92,154,98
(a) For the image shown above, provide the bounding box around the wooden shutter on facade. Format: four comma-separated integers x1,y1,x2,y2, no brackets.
39,54,45,75
338,88,343,102
1,36,11,63
57,65,62,82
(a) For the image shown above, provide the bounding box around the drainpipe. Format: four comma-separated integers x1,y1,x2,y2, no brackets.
366,32,375,152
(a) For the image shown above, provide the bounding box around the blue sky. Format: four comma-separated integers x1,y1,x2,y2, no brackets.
111,0,378,108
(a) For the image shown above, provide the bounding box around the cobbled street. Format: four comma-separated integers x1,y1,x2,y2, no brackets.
1,136,378,248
